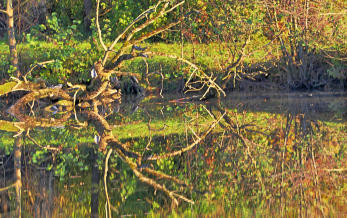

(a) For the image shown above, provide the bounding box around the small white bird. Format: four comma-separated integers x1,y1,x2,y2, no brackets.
90,67,97,78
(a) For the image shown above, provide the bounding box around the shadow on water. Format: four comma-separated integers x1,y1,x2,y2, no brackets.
0,91,346,217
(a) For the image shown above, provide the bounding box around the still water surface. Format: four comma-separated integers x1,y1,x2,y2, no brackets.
0,91,346,217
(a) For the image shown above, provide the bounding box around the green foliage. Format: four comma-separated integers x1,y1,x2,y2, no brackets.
48,0,86,31
94,0,175,42
0,133,15,155
327,59,346,80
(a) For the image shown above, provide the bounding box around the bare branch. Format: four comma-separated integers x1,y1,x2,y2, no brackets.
109,2,162,51
164,1,185,15
125,1,170,43
130,21,180,46
96,0,107,51
110,52,150,70
147,51,226,98
103,1,184,67
224,34,250,73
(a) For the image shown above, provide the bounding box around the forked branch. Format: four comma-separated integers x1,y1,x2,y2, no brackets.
95,0,184,67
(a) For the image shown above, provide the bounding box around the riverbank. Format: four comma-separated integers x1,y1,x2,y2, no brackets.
1,41,346,93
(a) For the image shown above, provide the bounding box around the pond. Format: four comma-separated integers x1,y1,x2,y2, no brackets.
0,91,346,217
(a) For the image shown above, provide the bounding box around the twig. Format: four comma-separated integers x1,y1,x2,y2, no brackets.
159,65,164,98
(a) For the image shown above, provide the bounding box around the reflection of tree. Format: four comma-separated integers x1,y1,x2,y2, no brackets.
0,83,224,216
90,147,100,218
13,137,22,217
0,138,21,217
32,170,54,217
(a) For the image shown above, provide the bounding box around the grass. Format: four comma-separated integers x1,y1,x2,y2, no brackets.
0,38,273,83
1,38,345,92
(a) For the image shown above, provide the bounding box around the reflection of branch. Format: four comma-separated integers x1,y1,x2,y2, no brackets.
26,133,60,152
104,149,112,218
0,183,16,193
143,167,189,187
85,107,194,205
132,167,179,205
147,112,225,160
0,9,8,15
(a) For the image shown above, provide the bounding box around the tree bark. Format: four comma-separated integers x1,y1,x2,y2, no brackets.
84,0,92,34
38,0,47,25
7,0,21,78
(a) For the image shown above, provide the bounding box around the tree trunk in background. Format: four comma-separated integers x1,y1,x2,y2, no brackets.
38,0,47,25
14,136,22,217
7,0,21,78
83,0,92,34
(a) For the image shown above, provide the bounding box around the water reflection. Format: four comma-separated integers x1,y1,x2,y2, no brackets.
0,91,346,217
